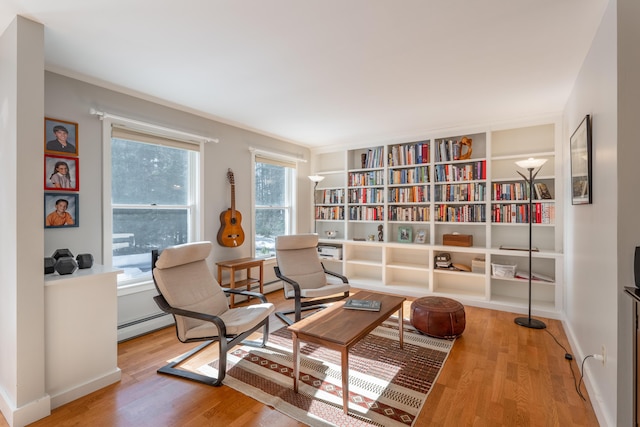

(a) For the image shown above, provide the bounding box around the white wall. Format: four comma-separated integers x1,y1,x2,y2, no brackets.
43,73,312,335
562,0,640,425
616,0,640,424
0,16,51,427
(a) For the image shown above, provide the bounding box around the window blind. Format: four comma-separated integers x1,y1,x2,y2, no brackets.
112,125,200,151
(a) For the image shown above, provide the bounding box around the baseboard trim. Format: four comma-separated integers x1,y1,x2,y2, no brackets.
50,368,121,409
0,390,51,427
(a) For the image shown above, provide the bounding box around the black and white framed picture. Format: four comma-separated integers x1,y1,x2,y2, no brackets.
570,114,592,205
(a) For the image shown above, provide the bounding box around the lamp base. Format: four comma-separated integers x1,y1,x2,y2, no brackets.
514,317,547,329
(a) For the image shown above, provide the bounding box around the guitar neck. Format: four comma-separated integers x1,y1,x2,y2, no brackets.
230,183,236,217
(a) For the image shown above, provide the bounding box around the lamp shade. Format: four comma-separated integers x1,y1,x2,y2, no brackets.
308,175,325,183
515,157,547,169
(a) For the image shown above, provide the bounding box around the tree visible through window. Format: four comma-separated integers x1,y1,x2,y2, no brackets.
111,136,198,284
254,157,296,257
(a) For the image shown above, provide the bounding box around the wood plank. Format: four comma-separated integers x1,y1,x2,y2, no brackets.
0,289,600,427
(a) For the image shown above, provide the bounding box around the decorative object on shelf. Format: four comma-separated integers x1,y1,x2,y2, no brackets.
414,229,427,244
435,253,452,269
52,248,74,260
367,234,375,241
325,230,338,239
459,136,473,160
471,257,486,274
44,257,55,274
514,157,548,330
308,175,325,233
570,114,592,205
443,233,473,247
76,253,94,269
378,224,383,242
398,226,412,243
54,256,78,275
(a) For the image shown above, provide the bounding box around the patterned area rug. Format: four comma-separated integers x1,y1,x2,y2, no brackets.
199,320,454,427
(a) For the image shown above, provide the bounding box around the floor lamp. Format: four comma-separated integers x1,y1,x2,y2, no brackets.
514,157,547,330
308,175,325,233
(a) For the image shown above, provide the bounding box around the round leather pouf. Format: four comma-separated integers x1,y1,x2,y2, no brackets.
410,296,466,339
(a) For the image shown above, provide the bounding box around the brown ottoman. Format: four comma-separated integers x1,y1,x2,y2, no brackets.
410,296,465,339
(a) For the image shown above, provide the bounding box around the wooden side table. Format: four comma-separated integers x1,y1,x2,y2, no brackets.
216,257,264,308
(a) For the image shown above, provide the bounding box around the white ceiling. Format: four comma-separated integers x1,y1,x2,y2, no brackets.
2,0,608,148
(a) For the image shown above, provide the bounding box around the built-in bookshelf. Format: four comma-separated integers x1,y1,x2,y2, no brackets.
311,121,562,318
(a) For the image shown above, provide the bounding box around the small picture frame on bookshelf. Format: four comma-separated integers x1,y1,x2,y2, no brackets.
414,229,427,244
398,226,412,243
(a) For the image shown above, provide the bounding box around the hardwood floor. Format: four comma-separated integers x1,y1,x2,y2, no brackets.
1,289,599,426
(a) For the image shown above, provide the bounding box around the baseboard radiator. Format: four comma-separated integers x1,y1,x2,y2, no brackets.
117,279,283,342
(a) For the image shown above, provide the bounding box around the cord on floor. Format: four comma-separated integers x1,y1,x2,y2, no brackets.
544,328,587,401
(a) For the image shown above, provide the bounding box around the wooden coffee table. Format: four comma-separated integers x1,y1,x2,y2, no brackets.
287,290,406,414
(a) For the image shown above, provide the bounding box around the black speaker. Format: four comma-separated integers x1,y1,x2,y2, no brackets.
44,257,56,274
76,253,94,269
54,257,78,275
635,247,640,288
52,248,74,260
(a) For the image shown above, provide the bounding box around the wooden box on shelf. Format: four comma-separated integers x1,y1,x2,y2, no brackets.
443,234,473,247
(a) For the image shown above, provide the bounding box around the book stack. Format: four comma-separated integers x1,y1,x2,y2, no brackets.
344,299,382,312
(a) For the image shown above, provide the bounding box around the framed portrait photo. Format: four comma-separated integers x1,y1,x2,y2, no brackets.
414,229,427,244
44,117,78,156
44,154,79,191
570,114,592,205
44,193,79,228
398,226,412,243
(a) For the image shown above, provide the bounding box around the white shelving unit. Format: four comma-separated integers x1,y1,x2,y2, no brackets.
311,120,563,318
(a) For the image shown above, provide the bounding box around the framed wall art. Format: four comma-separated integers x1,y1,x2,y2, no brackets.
570,114,592,205
44,193,79,228
44,117,78,156
44,154,79,191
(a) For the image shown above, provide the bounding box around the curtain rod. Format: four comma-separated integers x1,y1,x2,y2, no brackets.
249,146,307,163
90,108,219,144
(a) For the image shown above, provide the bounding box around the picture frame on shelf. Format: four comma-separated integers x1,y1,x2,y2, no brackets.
398,226,412,243
44,117,78,156
414,229,427,244
44,154,79,191
570,114,592,205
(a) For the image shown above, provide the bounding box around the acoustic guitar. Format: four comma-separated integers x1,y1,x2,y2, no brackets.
217,169,245,247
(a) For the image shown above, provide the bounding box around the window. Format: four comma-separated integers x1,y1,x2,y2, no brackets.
109,126,201,285
254,155,297,258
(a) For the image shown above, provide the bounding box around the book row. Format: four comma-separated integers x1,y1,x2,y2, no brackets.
348,170,385,187
317,203,555,224
491,202,555,224
435,182,486,202
434,204,486,223
434,160,486,183
348,188,385,204
388,186,429,203
348,206,384,221
434,139,470,162
316,189,345,204
315,206,345,220
358,147,384,169
388,206,430,222
387,142,430,167
388,166,430,184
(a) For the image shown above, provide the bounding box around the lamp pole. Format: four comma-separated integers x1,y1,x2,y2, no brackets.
514,158,547,330
308,175,325,234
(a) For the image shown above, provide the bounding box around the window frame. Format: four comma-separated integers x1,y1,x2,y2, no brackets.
251,151,298,259
102,117,205,288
